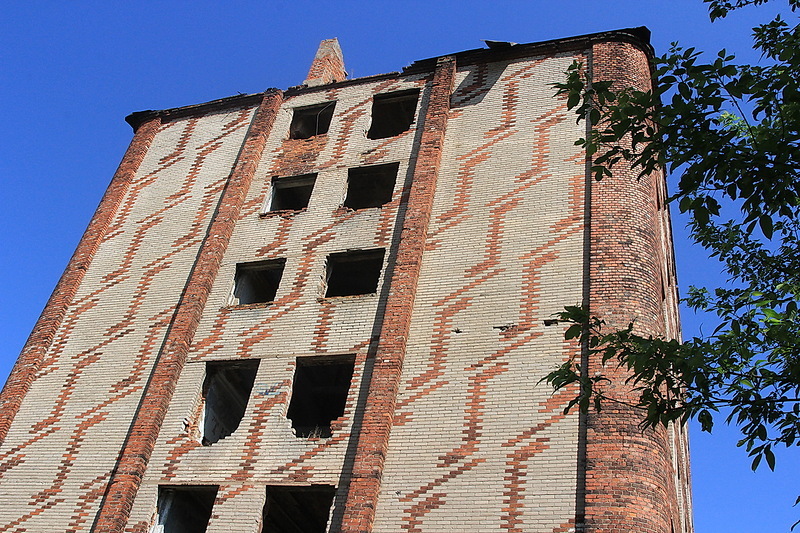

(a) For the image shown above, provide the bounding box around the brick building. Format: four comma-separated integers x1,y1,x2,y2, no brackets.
0,29,692,532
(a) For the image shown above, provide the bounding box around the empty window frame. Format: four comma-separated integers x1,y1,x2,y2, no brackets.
269,173,316,211
153,485,218,533
232,259,286,305
262,485,336,533
287,355,355,438
324,249,385,298
289,102,336,139
201,359,260,446
343,163,399,210
367,89,420,139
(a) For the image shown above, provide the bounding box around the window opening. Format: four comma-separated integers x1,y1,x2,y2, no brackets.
287,355,355,438
343,163,398,210
325,249,385,297
233,259,286,305
367,89,420,139
201,359,259,446
262,485,336,533
153,485,217,533
289,102,336,139
270,173,316,211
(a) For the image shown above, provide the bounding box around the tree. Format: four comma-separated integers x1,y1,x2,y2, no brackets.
546,0,800,515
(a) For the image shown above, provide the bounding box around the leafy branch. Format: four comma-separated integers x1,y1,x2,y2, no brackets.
546,2,800,522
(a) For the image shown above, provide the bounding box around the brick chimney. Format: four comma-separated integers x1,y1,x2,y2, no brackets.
304,38,346,87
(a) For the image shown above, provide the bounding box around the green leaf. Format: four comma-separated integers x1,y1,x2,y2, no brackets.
765,447,776,471
548,14,800,514
565,324,583,340
759,214,774,239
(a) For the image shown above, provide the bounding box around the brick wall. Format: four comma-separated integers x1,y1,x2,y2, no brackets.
0,33,692,533
373,51,588,533
126,72,433,532
0,106,256,531
583,40,691,533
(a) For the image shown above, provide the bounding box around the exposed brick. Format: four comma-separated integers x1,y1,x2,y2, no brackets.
0,116,160,445
0,32,692,533
339,55,456,533
582,40,689,533
92,90,283,532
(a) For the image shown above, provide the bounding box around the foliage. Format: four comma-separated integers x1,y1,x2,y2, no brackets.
545,0,800,497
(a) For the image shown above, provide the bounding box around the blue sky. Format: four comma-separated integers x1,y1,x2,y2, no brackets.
1,1,797,531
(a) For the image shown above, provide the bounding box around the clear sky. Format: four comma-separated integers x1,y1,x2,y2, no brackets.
1,1,797,531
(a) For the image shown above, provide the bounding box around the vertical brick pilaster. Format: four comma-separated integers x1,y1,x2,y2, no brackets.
92,89,283,532
0,117,161,445
583,40,682,533
339,56,456,533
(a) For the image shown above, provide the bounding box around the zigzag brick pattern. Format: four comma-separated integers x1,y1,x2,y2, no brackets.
0,106,256,532
0,34,693,533
126,73,433,532
373,53,588,533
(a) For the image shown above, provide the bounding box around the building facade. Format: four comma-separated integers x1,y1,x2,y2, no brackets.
0,29,692,533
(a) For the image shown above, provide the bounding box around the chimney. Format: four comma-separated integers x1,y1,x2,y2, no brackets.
304,38,347,87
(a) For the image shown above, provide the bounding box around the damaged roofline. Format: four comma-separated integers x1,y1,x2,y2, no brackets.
403,26,653,74
125,26,652,132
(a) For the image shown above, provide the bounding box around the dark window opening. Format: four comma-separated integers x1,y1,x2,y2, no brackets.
343,163,398,210
367,89,420,139
201,359,259,446
233,259,286,305
287,355,355,438
262,485,335,533
155,485,218,533
270,174,316,211
289,102,336,139
325,249,385,298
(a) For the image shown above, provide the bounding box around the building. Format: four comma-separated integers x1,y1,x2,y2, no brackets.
0,29,692,532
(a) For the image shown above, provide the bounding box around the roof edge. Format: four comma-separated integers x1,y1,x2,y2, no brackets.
403,27,653,74
125,91,276,131
124,27,653,130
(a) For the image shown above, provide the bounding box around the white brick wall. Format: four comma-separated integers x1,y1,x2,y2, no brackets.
0,107,255,531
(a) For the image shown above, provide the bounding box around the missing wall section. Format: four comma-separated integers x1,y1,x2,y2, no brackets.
153,485,217,533
289,102,336,139
201,359,259,445
262,485,336,533
287,355,355,438
325,249,385,297
367,89,420,139
343,163,399,210
232,259,286,305
269,173,316,211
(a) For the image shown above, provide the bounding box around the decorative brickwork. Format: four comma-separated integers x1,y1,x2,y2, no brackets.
124,66,431,533
0,117,159,446
373,51,590,533
339,55,456,533
0,105,259,532
93,90,284,532
0,30,692,533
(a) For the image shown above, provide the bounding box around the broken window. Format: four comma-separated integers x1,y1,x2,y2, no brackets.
367,89,420,139
289,102,336,139
343,163,398,210
201,359,259,446
232,259,286,305
262,485,336,533
153,485,217,533
269,173,316,211
287,355,355,438
324,249,385,297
